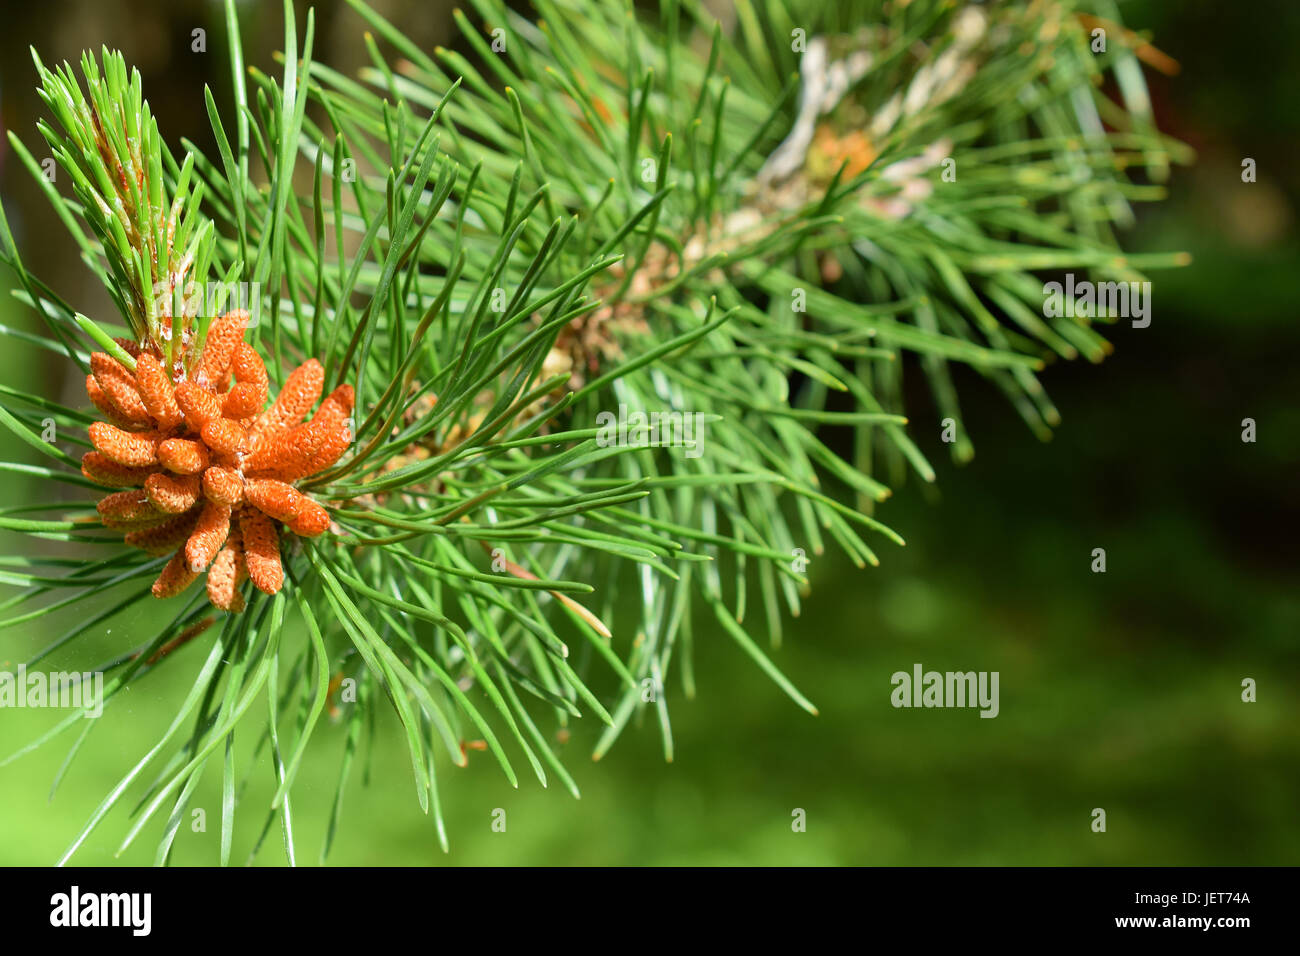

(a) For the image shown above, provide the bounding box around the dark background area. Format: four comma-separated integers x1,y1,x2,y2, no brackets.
0,0,1295,864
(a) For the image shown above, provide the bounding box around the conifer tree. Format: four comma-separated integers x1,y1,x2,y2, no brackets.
0,0,1187,863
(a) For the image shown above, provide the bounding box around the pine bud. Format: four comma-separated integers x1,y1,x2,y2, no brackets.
222,381,264,420
82,451,158,488
89,422,161,467
251,359,323,448
133,353,186,430
184,501,232,573
201,465,245,507
86,375,139,430
239,507,283,595
144,472,201,513
244,477,304,522
125,510,200,555
90,352,152,428
152,549,199,599
206,534,247,612
174,381,223,433
96,490,165,529
288,498,331,537
201,417,248,458
196,310,249,388
157,437,211,474
231,342,269,404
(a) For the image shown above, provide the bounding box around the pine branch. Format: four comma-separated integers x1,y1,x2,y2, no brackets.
0,0,1189,863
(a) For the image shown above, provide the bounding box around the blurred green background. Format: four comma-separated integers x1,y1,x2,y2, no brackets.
1,0,1296,865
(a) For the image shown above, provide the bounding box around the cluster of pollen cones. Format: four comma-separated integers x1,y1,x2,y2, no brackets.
82,309,353,611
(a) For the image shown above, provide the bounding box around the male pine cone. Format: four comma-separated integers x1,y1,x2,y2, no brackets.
81,309,354,610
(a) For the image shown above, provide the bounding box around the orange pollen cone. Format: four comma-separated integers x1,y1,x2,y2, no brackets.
85,315,347,610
